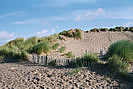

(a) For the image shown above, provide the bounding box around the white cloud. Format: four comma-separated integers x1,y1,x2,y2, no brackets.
12,16,68,25
36,26,59,37
0,11,26,19
52,0,96,7
36,29,49,37
103,7,133,20
75,8,105,22
48,16,68,21
0,31,15,45
124,21,133,26
12,7,133,26
32,0,96,8
13,18,43,24
74,7,133,22
0,31,14,40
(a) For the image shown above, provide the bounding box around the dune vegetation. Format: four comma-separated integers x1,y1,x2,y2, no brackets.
59,29,82,39
0,27,133,83
90,26,133,32
0,34,59,62
106,40,133,81
0,27,133,62
0,29,83,62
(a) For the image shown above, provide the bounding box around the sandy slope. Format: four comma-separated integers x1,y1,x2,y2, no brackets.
58,32,133,57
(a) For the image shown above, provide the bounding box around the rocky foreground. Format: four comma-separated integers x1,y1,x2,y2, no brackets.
0,63,132,89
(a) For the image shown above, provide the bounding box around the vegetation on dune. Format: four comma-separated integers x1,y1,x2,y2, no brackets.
99,28,108,32
107,55,129,75
59,29,82,39
0,34,58,62
90,28,100,32
63,51,73,58
31,40,50,54
22,37,39,49
68,53,99,68
52,43,59,50
106,40,133,82
107,40,133,63
0,27,133,83
40,34,59,43
5,38,24,49
48,60,56,67
0,26,133,63
0,46,28,62
59,46,65,53
90,26,133,32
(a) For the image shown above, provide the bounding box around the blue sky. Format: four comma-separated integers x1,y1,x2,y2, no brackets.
0,0,133,45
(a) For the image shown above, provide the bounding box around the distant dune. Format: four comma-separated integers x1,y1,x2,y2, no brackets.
56,31,133,57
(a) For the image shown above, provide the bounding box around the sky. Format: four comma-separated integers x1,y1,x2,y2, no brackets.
0,0,133,45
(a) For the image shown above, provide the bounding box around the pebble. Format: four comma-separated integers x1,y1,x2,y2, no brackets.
0,63,131,89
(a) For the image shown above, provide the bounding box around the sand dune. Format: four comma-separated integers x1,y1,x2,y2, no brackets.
59,32,133,57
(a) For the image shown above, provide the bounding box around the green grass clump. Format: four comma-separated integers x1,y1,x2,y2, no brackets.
99,28,108,32
0,46,28,62
5,38,24,49
48,60,56,67
107,55,129,74
0,37,38,62
52,43,59,50
64,52,73,58
107,40,133,63
32,41,50,54
59,29,82,39
90,28,100,32
59,46,65,53
106,40,133,82
22,37,39,49
68,53,99,68
40,34,59,43
73,29,82,39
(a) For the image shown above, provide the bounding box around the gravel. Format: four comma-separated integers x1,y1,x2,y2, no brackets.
0,63,131,89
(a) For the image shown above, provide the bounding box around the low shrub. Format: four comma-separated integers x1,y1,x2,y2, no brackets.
73,29,82,39
59,29,82,39
68,53,99,68
107,55,129,74
90,28,100,32
22,37,39,49
20,51,29,60
52,43,59,50
5,38,24,49
32,41,50,54
106,40,133,63
99,28,108,32
59,46,65,53
48,60,56,67
0,46,29,62
64,52,73,58
115,27,124,32
109,28,117,31
106,40,133,82
40,34,59,43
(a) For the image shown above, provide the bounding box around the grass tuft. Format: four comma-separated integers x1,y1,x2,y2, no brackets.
59,46,65,53
52,43,59,50
107,40,133,63
32,40,50,54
